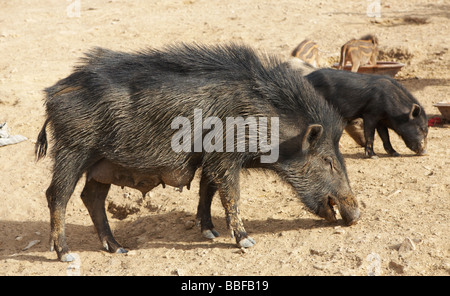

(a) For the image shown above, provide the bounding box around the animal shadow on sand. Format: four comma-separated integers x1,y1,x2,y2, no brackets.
0,211,340,263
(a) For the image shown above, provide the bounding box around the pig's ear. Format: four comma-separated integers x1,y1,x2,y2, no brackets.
409,104,421,120
302,124,323,152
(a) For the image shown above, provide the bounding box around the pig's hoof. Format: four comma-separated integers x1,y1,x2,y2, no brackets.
369,155,379,159
60,253,75,262
202,229,220,239
239,237,256,248
115,247,128,254
102,239,126,254
392,152,400,157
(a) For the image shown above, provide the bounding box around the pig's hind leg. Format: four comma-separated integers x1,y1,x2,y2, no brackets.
362,116,379,159
196,172,220,239
81,178,127,254
46,151,95,261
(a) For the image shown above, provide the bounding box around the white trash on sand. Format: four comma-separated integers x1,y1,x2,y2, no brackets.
0,122,27,147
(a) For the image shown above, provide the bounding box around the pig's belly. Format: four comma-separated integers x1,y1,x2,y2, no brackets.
87,159,196,195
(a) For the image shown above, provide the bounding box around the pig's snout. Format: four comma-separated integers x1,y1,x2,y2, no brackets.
317,195,360,226
336,195,360,226
416,149,427,156
406,136,427,156
340,205,360,226
415,139,427,156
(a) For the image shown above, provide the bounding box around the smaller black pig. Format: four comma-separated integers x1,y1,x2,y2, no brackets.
306,69,428,158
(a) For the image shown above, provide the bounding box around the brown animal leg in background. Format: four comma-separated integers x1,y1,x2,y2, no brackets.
345,119,366,147
351,60,360,72
370,53,377,66
315,52,320,68
80,178,127,254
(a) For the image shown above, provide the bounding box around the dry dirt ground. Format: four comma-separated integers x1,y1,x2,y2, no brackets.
0,0,449,276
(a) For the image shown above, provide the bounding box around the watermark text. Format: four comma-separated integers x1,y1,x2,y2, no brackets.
171,109,279,163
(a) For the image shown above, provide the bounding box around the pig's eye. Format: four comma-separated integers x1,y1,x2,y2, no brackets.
323,156,333,170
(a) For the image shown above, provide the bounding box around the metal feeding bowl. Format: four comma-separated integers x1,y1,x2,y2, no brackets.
434,102,450,121
332,61,405,77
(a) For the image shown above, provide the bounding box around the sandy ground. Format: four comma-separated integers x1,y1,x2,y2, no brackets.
0,0,449,276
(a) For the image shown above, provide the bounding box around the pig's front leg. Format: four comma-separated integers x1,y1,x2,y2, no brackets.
217,171,256,248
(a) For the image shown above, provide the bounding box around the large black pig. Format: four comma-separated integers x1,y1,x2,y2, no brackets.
35,43,359,262
306,68,428,158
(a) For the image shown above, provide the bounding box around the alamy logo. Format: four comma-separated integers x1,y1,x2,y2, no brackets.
67,0,81,18
366,0,381,18
66,253,81,276
366,252,381,276
171,109,279,163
